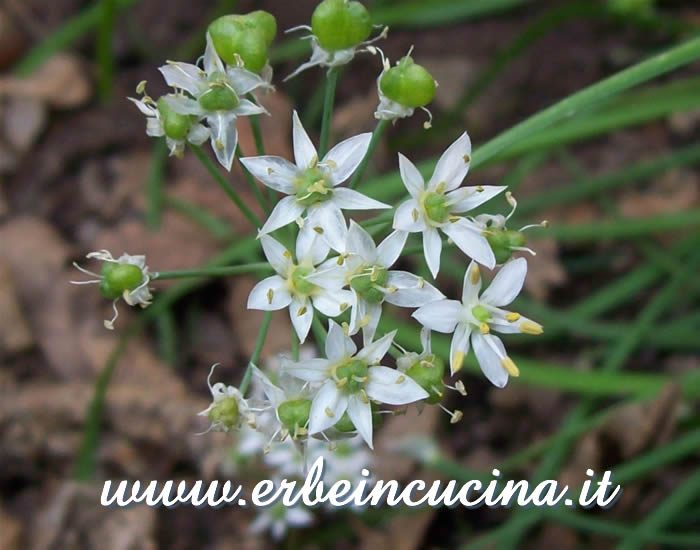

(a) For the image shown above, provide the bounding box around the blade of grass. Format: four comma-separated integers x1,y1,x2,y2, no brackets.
163,194,233,240
96,0,117,102
372,0,531,27
145,138,169,230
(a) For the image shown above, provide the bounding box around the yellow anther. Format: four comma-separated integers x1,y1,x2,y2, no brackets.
421,359,435,368
352,375,368,383
297,306,307,316
326,159,337,169
266,288,274,305
313,226,324,234
542,220,550,228
310,154,318,168
395,375,406,384
448,216,461,223
501,356,520,377
341,322,350,336
431,385,444,398
463,154,471,163
335,378,347,388
370,266,379,281
475,185,484,192
520,321,543,335
136,80,147,94
417,277,425,289
324,407,335,418
359,390,369,404
339,302,349,312
470,265,480,284
505,312,521,322
412,208,419,222
455,381,467,396
436,181,446,193
450,410,463,424
452,351,465,373
215,139,225,151
358,315,371,328
267,167,274,175
283,250,292,259
337,255,345,265
479,322,490,334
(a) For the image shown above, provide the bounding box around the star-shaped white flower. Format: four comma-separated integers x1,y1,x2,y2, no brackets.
240,111,390,251
247,232,353,344
128,92,209,157
392,132,506,277
307,221,444,344
158,33,269,170
282,320,429,449
412,257,543,387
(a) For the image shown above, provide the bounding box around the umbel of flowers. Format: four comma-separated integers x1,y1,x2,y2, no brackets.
73,3,548,534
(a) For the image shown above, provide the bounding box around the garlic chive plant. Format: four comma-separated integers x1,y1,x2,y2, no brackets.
77,1,547,512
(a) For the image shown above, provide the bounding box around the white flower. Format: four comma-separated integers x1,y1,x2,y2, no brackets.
158,33,268,170
412,258,543,387
70,250,153,330
240,111,390,251
282,320,429,448
128,91,209,157
247,232,353,343
307,221,444,344
198,364,253,432
284,25,387,81
250,494,314,539
392,132,506,277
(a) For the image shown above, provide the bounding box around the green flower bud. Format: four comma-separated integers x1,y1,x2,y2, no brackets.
405,354,445,405
350,266,388,304
291,266,316,295
335,402,382,432
335,359,369,394
311,0,372,52
157,97,192,140
208,14,272,72
208,396,240,429
102,262,144,294
294,167,332,206
380,56,436,108
277,398,312,431
423,192,449,224
198,81,241,112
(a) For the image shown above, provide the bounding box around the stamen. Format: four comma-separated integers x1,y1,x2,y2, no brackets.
450,410,463,424
470,264,480,284
479,322,490,334
511,246,536,256
324,407,335,418
283,250,292,259
412,208,419,222
297,306,308,316
501,356,520,377
420,358,435,368
295,217,305,229
266,288,274,305
475,186,484,192
135,80,147,94
395,375,406,384
337,255,345,265
341,322,350,336
267,167,274,175
103,299,120,330
214,139,225,151
452,351,465,373
463,154,471,163
325,159,337,169
520,321,543,335
519,220,549,232
352,375,368,384
452,381,468,396
313,226,324,234
430,385,444,398
416,277,425,289
339,302,349,312
335,378,347,388
505,191,518,221
435,181,446,193
358,315,371,328
359,389,369,404
72,262,101,278
420,106,433,129
505,312,521,322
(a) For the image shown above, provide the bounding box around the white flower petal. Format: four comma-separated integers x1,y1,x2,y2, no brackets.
281,357,330,383
128,97,157,116
461,260,483,304
376,230,407,268
423,227,443,278
208,112,238,171
227,67,268,95
490,312,539,334
346,220,377,261
324,132,372,186
259,196,305,235
428,132,472,192
239,156,297,194
346,397,373,449
356,330,396,364
366,366,429,404
332,188,391,211
308,380,349,434
393,198,427,232
449,323,472,375
251,365,286,406
360,300,382,346
348,289,363,336
247,275,292,310
259,234,293,275
162,95,205,116
472,332,509,388
385,271,444,307
412,299,462,333
450,185,507,213
233,98,268,117
441,219,495,269
481,257,527,307
290,296,314,343
203,32,225,75
158,63,205,96
325,320,357,362
398,153,425,198
420,326,431,354
305,264,348,289
187,123,210,145
292,110,318,169
147,118,165,137
296,227,329,265
312,288,353,318
310,202,347,252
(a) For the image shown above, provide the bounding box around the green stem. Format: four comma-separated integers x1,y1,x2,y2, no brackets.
291,329,300,361
154,263,271,279
245,93,276,205
349,119,389,189
319,68,339,158
145,138,168,231
190,144,262,228
236,145,270,214
312,316,328,349
239,311,273,395
96,0,117,102
163,194,233,240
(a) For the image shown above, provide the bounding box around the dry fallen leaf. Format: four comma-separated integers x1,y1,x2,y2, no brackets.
3,95,47,152
0,264,34,355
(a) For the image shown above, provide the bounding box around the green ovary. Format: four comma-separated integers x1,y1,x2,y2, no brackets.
208,396,239,429
290,265,316,296
198,77,240,111
334,359,369,394
350,266,388,304
294,167,332,206
101,262,143,299
422,192,450,224
277,398,312,431
405,353,445,405
471,305,491,323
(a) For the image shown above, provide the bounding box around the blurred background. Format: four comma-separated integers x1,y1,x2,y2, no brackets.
0,0,699,548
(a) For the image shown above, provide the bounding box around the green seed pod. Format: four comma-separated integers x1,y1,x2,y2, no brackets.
103,263,144,294
208,15,270,72
311,0,372,52
277,398,312,431
245,10,277,46
157,96,191,140
380,56,436,108
208,396,240,429
294,167,332,206
486,228,525,264
99,278,122,300
423,192,449,224
405,353,445,405
335,402,382,432
350,266,388,304
291,266,316,295
198,83,240,112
